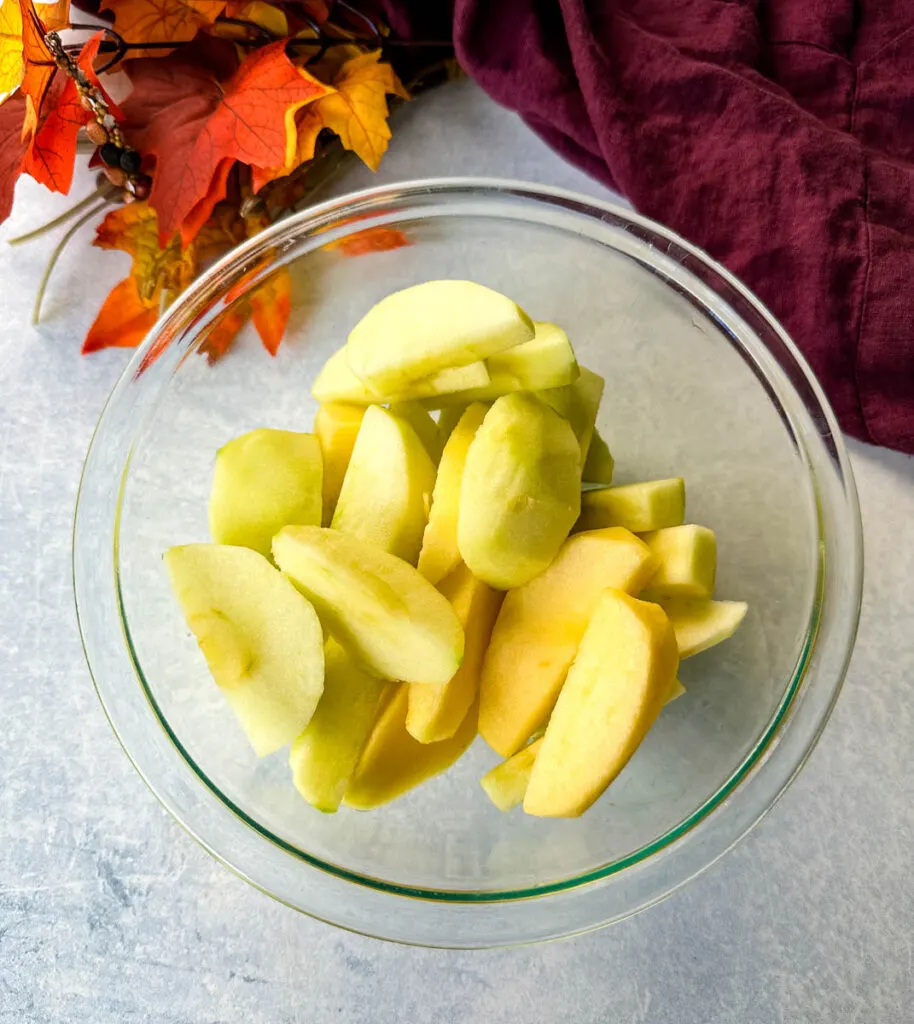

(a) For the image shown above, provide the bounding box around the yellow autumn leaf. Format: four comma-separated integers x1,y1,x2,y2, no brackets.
0,0,24,102
36,0,69,30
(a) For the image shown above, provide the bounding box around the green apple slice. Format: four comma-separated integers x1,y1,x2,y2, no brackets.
164,544,324,756
537,367,605,459
388,401,444,464
658,598,748,657
581,429,614,484
641,524,717,599
480,737,543,812
579,478,685,533
314,403,365,526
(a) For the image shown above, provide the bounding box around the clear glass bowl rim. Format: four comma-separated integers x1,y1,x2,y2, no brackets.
73,177,863,947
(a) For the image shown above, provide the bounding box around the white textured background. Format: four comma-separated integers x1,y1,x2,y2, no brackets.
0,79,911,1022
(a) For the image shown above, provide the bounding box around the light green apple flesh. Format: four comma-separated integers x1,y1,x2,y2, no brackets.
578,478,685,533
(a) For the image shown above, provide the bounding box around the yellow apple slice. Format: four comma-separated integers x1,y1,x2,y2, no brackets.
314,402,365,525
641,524,717,599
209,428,322,557
388,401,443,464
289,638,386,812
417,403,488,585
312,347,490,404
164,544,324,756
330,404,436,565
345,686,477,809
538,367,605,459
658,598,748,657
480,737,542,812
407,563,503,743
665,677,687,703
524,589,679,817
273,526,464,684
458,392,581,589
479,527,658,756
435,404,467,449
578,478,685,534
346,280,535,394
582,428,614,484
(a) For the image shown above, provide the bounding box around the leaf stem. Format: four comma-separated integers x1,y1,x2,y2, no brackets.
9,183,116,247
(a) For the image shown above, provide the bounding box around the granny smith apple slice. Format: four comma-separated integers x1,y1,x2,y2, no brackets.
641,524,717,599
209,428,322,557
480,737,542,812
346,280,535,394
331,404,436,565
345,685,478,809
164,544,324,756
289,638,386,812
478,527,658,757
537,367,605,459
388,401,443,464
407,563,503,743
581,429,614,484
458,392,581,589
658,597,748,657
312,347,490,404
579,478,685,533
273,526,464,684
524,589,679,818
314,402,365,525
417,403,488,585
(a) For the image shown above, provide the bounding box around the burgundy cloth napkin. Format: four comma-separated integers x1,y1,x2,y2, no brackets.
386,0,914,454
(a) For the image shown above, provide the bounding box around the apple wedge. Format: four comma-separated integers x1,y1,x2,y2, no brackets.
641,524,717,599
346,280,535,394
478,527,658,757
314,403,365,525
658,598,748,658
417,403,488,585
331,404,436,565
345,686,478,809
164,544,324,756
273,526,464,684
480,737,542,812
289,638,386,813
582,429,614,484
209,428,322,557
578,478,685,534
407,563,503,743
458,392,581,589
388,401,443,464
538,367,605,459
524,589,679,817
436,404,467,449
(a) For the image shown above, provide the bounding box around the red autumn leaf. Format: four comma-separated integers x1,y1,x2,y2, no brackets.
329,225,411,258
121,41,334,246
100,0,225,59
177,155,234,244
82,276,159,353
0,92,29,224
250,266,290,355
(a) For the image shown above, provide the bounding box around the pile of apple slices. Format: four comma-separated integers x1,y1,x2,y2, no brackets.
166,280,748,819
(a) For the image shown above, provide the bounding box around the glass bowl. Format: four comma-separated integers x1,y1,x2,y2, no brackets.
74,179,862,948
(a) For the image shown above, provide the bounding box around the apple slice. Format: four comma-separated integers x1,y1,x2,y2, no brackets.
346,280,535,394
582,428,614,484
314,403,365,525
289,638,386,812
164,544,324,756
578,478,685,534
524,589,679,817
345,685,478,809
658,598,748,657
312,347,490,404
538,367,605,459
426,321,579,406
273,526,464,684
641,524,717,599
417,403,488,585
458,392,581,589
331,404,436,565
209,428,322,557
479,527,658,757
436,404,467,449
480,737,542,812
407,563,503,743
388,401,443,464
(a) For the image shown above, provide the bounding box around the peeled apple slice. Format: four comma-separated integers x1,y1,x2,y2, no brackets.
659,598,748,657
582,429,614,484
273,526,464,685
209,428,322,557
524,589,679,818
538,367,605,459
331,405,436,565
480,737,542,812
312,347,490,404
388,401,443,464
436,405,468,449
164,544,324,757
346,280,535,394
289,638,386,813
345,686,478,809
458,392,581,589
407,563,503,743
417,403,488,585
478,527,658,757
314,403,365,525
578,478,685,534
641,524,717,599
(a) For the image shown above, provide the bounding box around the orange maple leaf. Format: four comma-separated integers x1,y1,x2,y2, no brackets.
19,0,57,138
121,40,333,245
35,0,69,30
250,266,290,355
328,225,411,258
100,0,225,59
83,276,159,353
199,302,250,363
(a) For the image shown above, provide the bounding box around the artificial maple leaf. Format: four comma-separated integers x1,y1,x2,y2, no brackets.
328,225,411,258
199,302,250,362
222,1,287,39
19,0,56,138
250,103,324,192
121,40,333,245
100,0,225,59
0,91,28,223
194,200,245,263
178,155,234,244
82,276,159,353
0,0,24,101
35,0,68,30
249,266,290,355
